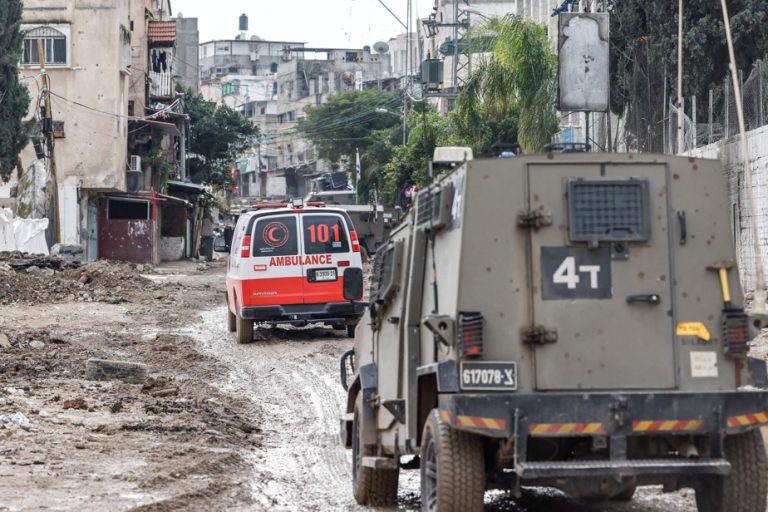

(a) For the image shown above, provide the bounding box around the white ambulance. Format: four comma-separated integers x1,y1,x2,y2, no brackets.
224,201,366,343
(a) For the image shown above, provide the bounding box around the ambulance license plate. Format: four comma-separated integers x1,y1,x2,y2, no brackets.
460,362,517,391
311,269,337,282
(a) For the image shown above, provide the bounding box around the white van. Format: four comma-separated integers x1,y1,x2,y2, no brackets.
223,201,365,342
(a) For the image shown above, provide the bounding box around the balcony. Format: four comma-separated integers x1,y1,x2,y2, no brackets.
149,71,173,98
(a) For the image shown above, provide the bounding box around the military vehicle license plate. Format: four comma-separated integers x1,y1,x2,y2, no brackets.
460,362,517,391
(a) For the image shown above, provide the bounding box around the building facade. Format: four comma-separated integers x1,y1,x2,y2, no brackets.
12,0,201,263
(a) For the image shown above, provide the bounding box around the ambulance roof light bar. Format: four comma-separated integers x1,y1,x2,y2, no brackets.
251,203,290,209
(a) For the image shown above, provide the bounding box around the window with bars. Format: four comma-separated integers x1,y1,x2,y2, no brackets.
22,26,67,65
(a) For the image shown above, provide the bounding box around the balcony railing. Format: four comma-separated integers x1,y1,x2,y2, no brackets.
149,71,173,98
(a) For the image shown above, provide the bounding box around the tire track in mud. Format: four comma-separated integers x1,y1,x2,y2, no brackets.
187,308,359,511
187,307,713,512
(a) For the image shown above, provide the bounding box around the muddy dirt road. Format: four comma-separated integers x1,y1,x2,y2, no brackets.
0,257,764,511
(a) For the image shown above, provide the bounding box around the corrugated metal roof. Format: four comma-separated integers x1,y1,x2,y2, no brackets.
148,21,176,43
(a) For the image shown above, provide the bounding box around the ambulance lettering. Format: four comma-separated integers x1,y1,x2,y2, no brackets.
268,254,333,266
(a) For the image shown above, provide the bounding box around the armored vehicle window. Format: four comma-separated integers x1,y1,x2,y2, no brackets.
302,215,350,254
568,179,650,242
252,216,298,257
375,240,403,305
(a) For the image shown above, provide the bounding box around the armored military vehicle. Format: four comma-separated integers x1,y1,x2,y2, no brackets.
339,152,768,511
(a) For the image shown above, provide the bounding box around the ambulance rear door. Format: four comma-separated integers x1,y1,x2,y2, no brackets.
300,212,355,304
245,213,304,306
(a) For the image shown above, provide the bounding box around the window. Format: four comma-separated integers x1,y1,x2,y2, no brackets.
22,26,68,65
251,215,298,257
302,215,349,255
270,62,278,73
108,199,150,220
568,179,650,242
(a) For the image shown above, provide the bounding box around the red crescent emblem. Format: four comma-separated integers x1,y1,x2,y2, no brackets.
262,222,290,248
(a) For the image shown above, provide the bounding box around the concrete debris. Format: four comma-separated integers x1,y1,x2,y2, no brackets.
51,244,84,261
85,359,148,384
0,412,31,432
28,340,46,351
26,265,54,277
0,252,173,306
0,333,10,349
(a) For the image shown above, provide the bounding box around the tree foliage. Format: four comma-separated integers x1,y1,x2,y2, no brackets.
457,15,558,154
297,89,401,163
183,89,258,187
0,0,31,182
608,0,768,150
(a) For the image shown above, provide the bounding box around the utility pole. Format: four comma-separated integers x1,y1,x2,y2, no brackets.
676,0,684,153
36,39,61,245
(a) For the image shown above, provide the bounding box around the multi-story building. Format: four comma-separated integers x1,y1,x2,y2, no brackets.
199,18,392,202
13,0,201,263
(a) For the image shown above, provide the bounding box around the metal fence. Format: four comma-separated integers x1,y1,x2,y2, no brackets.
664,59,768,153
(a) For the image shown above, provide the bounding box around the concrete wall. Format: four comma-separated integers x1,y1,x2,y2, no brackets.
175,16,199,93
160,236,184,261
688,125,768,291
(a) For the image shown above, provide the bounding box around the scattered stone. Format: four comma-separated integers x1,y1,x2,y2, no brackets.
28,340,46,351
110,400,124,413
0,333,10,349
0,412,31,432
136,264,145,273
85,359,148,384
63,398,88,411
79,273,92,284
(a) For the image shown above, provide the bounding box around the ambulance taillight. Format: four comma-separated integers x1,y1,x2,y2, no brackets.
350,230,361,253
241,235,252,258
458,312,484,358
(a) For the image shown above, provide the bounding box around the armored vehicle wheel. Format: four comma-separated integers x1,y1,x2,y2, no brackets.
352,398,399,505
226,296,236,333
235,309,253,344
695,428,767,512
347,324,356,338
420,409,485,512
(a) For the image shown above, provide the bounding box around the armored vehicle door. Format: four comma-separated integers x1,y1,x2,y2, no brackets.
527,163,676,390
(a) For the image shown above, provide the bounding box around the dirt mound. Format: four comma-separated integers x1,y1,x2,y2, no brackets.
0,254,161,306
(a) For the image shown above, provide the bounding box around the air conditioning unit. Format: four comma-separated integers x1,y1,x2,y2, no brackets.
127,155,142,193
129,155,141,172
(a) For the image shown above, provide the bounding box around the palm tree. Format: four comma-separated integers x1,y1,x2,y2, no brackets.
455,15,558,154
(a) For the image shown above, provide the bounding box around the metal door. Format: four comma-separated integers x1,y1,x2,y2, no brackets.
87,202,98,261
529,163,676,390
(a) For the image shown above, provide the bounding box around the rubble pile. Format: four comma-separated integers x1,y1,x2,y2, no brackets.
0,252,161,306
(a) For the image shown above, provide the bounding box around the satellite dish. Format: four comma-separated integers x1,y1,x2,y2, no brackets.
373,41,390,54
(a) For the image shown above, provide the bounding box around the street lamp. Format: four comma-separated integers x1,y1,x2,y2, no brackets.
375,107,406,145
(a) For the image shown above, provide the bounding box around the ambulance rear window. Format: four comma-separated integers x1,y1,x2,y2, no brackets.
252,216,298,257
302,214,350,254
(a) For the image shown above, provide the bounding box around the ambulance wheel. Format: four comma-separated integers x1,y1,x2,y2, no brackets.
226,295,236,333
694,428,767,512
352,396,399,506
235,309,253,344
420,409,485,512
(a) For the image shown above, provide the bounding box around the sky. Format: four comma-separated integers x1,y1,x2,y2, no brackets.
171,0,433,49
